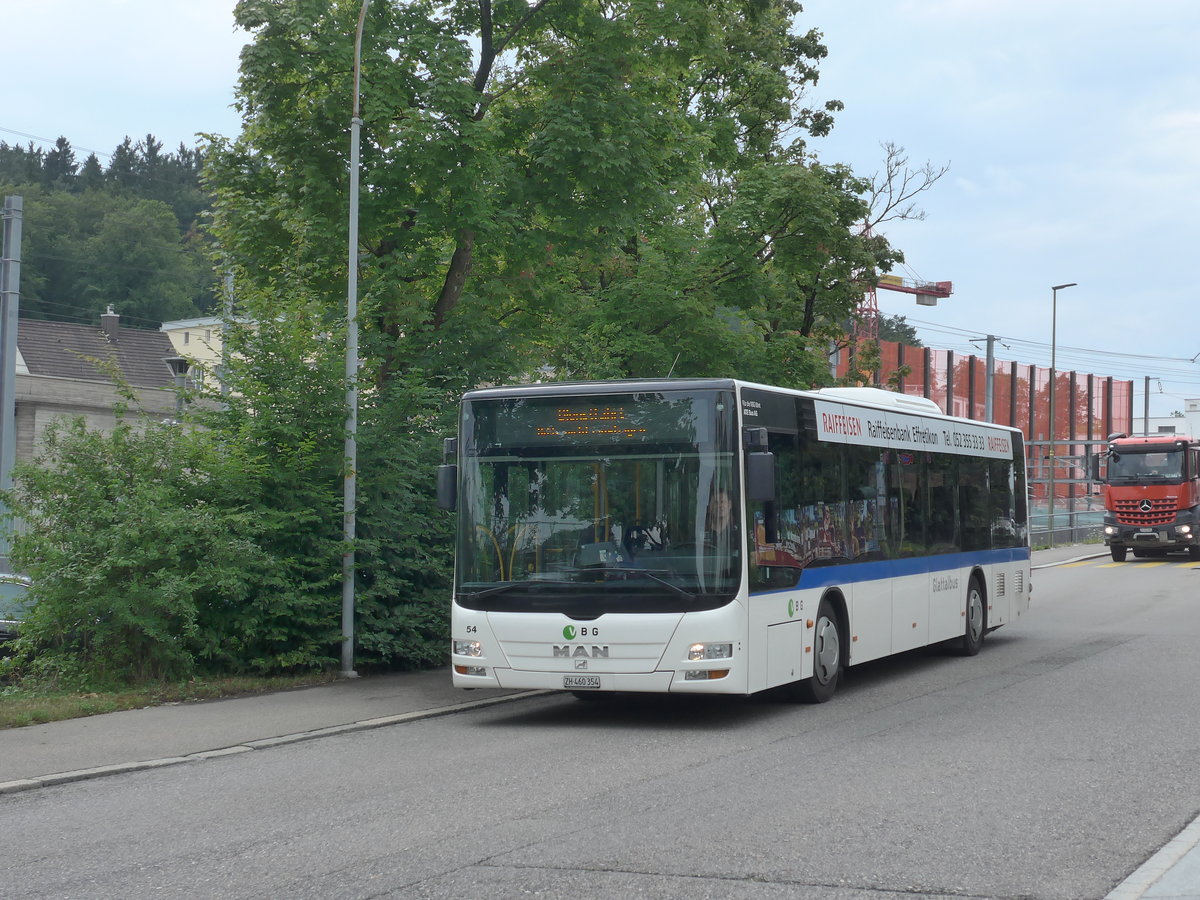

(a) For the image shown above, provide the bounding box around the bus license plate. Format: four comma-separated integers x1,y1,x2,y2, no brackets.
563,675,601,690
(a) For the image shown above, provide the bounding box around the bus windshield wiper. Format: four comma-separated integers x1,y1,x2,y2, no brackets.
567,566,696,601
458,582,529,601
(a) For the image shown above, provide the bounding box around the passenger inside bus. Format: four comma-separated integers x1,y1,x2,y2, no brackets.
706,488,736,544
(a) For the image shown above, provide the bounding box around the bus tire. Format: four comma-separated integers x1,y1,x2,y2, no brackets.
795,596,842,703
959,576,986,656
1110,545,1127,562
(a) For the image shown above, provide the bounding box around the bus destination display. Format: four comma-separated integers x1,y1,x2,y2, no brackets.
536,406,647,439
479,394,711,447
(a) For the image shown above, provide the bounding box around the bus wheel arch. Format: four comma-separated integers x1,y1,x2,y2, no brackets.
959,572,987,656
792,590,845,703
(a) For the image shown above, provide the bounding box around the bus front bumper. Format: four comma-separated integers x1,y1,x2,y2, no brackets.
452,666,746,694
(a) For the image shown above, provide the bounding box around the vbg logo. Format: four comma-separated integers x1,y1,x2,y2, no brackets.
563,625,577,640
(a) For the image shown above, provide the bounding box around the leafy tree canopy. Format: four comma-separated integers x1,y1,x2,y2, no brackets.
209,0,899,391
0,134,217,327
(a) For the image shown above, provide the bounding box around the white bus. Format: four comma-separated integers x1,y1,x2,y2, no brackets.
439,379,1030,702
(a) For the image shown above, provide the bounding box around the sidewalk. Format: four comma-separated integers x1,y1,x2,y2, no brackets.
2,542,1195,899
0,669,537,791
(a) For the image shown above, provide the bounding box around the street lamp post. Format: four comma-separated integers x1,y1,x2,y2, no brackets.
1048,282,1077,548
342,0,370,679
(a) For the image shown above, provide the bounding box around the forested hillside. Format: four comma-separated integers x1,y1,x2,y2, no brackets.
0,135,216,328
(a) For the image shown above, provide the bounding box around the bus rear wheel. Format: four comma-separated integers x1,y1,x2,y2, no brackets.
959,576,986,656
794,597,841,703
1110,545,1127,562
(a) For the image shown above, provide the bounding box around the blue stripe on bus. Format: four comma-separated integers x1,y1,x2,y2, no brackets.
748,546,1030,597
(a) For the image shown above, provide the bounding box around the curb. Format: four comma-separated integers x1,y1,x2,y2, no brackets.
0,689,544,796
1032,551,1107,569
1106,813,1200,899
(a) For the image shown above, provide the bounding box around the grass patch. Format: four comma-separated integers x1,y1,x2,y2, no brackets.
0,672,340,730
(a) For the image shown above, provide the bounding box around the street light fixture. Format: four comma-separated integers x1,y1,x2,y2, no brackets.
341,0,370,679
1047,282,1077,548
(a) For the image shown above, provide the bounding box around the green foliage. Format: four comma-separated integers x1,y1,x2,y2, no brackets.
3,412,336,687
879,314,922,347
210,0,871,388
352,373,456,668
0,134,217,325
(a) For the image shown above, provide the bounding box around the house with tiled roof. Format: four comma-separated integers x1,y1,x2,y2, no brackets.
13,307,183,463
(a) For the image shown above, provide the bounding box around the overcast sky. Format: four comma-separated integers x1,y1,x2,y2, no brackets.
7,1,1200,415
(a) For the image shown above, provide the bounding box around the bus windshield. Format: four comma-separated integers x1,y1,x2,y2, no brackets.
455,389,740,614
1108,449,1185,484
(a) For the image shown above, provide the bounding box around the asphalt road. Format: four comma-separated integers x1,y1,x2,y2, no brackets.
5,555,1200,899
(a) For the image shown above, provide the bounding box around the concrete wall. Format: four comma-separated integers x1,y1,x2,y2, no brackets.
14,373,178,464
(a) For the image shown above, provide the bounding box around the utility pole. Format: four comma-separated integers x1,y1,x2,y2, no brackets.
0,196,22,572
983,334,996,422
1144,376,1150,435
341,0,370,678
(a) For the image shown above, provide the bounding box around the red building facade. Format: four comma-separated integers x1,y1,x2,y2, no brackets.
837,339,1133,442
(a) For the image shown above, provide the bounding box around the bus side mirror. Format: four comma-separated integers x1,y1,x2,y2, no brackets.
437,465,457,510
746,451,775,502
1089,454,1101,482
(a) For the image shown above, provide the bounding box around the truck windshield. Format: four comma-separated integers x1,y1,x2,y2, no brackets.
1108,449,1185,483
454,389,739,615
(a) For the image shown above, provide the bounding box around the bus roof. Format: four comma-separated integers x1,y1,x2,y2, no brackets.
461,379,1020,434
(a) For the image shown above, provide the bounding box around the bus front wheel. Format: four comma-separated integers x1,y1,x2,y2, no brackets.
959,576,986,656
795,597,842,703
1110,545,1127,562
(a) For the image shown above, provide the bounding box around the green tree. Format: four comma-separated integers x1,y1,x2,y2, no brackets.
879,314,921,346
209,0,856,386
77,153,105,192
42,137,77,188
75,196,204,322
3,409,333,687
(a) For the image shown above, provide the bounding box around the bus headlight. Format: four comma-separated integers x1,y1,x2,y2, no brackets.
688,642,733,661
453,640,483,657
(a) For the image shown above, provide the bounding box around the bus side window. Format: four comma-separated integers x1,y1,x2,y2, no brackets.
958,459,990,552
927,454,959,554
846,443,888,560
889,452,926,557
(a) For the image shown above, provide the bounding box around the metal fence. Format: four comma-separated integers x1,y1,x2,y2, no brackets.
1026,438,1107,546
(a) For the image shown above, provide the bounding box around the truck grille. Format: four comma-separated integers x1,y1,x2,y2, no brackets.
1113,498,1176,526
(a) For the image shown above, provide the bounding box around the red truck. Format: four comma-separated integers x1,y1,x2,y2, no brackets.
1099,433,1200,561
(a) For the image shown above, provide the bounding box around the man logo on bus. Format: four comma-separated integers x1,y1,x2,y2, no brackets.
563,625,577,640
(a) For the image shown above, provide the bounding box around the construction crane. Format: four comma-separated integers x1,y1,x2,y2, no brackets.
856,274,953,340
